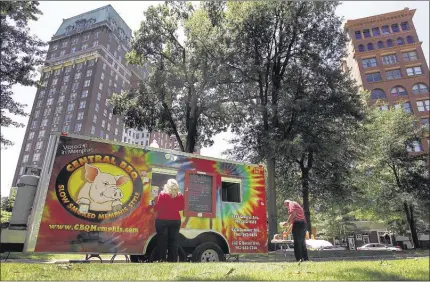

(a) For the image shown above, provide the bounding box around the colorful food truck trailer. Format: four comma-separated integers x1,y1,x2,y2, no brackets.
1,133,268,262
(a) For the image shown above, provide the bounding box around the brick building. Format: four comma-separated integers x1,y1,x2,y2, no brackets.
343,8,430,152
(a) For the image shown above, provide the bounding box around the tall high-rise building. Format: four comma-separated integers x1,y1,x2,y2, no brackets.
12,5,147,185
344,8,429,152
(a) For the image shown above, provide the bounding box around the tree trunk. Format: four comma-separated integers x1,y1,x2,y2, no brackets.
302,169,312,237
403,202,420,249
185,90,199,153
266,157,278,248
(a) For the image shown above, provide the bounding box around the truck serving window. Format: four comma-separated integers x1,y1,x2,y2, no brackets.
151,167,177,195
221,177,241,203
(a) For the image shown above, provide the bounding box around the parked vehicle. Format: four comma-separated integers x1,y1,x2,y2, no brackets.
1,133,268,262
357,243,402,251
318,245,347,251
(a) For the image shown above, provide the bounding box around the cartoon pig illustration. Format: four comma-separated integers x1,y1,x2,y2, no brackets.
77,164,130,213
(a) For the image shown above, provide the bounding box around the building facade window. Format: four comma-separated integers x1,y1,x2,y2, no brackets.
43,108,51,116
406,141,422,153
386,69,402,80
402,102,412,113
62,125,70,132
41,119,48,127
35,141,43,150
93,114,97,123
34,110,40,118
38,130,45,138
391,23,400,32
420,118,430,127
91,126,96,135
67,104,75,112
412,83,428,94
355,31,362,39
386,39,393,47
372,27,380,36
382,54,398,65
377,41,384,49
74,123,82,132
74,73,81,80
28,132,35,140
103,109,107,117
362,57,377,68
82,44,88,50
97,93,101,101
102,120,106,128
406,35,415,44
402,51,418,61
23,155,29,163
53,116,60,125
77,112,84,120
81,90,88,98
71,47,76,53
25,143,31,151
416,100,430,112
363,29,371,38
401,22,409,31
397,37,405,45
84,80,90,87
390,86,407,97
95,103,99,112
99,82,103,90
358,44,365,52
72,38,79,45
65,113,73,123
93,41,99,47
79,101,86,109
381,25,390,34
366,72,382,83
47,98,54,106
406,66,423,76
86,70,92,77
70,93,77,100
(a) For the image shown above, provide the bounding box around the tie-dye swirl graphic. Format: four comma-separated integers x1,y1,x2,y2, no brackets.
32,136,267,255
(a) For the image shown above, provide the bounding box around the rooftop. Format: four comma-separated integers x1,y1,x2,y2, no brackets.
345,7,416,29
54,5,132,38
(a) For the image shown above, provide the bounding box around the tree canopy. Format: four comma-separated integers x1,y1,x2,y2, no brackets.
0,1,46,148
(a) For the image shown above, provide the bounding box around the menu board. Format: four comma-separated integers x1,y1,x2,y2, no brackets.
184,171,216,218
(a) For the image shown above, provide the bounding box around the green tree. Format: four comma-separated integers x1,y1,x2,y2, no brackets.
355,107,429,248
111,1,234,153
0,1,46,147
220,1,358,240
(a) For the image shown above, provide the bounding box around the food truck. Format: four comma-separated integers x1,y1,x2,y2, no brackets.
1,133,268,262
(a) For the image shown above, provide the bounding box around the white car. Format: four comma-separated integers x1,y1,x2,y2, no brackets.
318,245,347,251
357,243,402,251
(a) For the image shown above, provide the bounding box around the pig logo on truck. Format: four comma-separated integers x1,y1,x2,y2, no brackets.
55,154,143,222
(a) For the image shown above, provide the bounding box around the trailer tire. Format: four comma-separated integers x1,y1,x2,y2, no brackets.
192,242,226,262
149,246,186,262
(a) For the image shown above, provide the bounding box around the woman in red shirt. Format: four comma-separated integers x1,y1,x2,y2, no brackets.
153,178,184,262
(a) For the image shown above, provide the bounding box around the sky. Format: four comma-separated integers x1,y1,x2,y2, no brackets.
1,1,429,196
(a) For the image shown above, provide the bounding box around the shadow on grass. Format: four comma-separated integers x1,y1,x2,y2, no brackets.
334,267,429,281
0,252,84,261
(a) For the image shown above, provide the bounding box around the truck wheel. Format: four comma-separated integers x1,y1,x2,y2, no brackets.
192,242,225,262
149,246,186,262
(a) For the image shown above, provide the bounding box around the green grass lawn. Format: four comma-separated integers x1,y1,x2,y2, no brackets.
1,258,428,281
